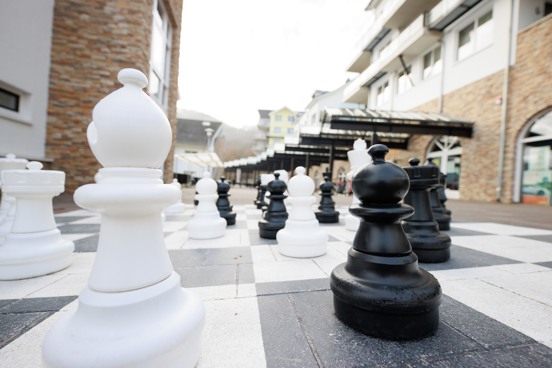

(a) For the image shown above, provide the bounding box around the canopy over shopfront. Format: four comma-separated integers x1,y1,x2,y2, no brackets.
321,108,473,137
224,108,473,182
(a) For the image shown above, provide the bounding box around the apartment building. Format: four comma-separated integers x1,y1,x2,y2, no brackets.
266,107,302,150
343,0,552,205
0,0,183,192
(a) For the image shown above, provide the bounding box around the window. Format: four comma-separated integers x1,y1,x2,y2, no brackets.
423,47,442,80
148,0,172,108
287,127,294,135
273,127,282,134
287,116,295,123
457,10,493,60
376,81,390,106
397,68,412,94
0,87,19,112
275,115,282,122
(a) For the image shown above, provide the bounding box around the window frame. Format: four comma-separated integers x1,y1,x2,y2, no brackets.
422,46,442,80
148,0,172,110
0,87,20,112
457,9,493,61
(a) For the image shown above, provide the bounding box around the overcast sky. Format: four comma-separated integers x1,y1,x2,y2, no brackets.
177,0,372,128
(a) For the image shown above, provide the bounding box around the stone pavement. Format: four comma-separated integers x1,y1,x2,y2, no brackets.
1,185,548,367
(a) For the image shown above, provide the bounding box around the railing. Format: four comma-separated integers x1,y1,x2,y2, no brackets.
344,13,427,102
427,0,464,26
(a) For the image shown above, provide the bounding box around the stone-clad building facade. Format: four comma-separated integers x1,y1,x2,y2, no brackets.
389,15,552,204
339,0,552,205
1,0,183,192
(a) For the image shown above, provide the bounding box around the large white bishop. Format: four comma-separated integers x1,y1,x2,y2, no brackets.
42,69,205,368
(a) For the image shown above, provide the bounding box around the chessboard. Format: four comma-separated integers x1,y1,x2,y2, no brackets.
1,203,552,367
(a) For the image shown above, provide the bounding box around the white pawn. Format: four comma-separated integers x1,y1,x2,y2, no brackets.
164,179,186,215
277,166,328,258
43,68,205,368
0,161,74,280
0,154,28,242
345,139,371,231
187,171,226,239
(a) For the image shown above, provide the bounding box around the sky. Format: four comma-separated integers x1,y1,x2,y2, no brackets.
177,0,372,128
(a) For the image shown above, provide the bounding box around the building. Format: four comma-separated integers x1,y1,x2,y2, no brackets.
173,109,223,183
252,110,271,155
267,107,302,150
0,0,183,192
342,0,552,205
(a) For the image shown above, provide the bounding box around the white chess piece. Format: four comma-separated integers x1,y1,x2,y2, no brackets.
187,172,226,239
42,68,205,368
0,161,74,279
345,139,371,231
164,179,186,214
277,166,328,258
0,154,28,242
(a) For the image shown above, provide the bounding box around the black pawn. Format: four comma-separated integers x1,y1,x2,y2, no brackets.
258,172,288,239
438,173,452,216
330,144,441,340
216,177,236,225
402,158,451,263
315,172,339,223
254,176,268,210
426,159,451,230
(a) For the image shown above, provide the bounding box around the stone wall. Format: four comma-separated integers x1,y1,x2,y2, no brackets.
502,15,552,203
45,0,183,192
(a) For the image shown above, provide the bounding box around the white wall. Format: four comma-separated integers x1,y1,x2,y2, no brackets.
442,0,510,95
0,0,54,159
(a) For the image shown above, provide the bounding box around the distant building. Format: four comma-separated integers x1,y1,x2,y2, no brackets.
343,0,552,205
252,110,271,155
267,107,302,150
0,0,183,191
173,109,223,182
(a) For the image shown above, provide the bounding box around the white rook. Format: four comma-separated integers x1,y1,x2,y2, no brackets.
345,139,371,231
0,154,28,242
42,68,205,368
0,161,74,280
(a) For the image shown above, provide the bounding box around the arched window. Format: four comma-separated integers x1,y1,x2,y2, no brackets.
519,111,552,206
427,136,462,192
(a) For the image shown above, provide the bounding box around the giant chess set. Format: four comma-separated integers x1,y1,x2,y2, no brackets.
1,69,552,367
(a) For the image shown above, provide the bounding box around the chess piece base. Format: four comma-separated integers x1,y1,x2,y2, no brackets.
435,215,451,231
315,211,340,223
330,249,441,340
0,229,74,280
187,216,226,240
345,215,359,231
277,221,327,258
403,221,451,263
42,272,205,368
220,212,236,226
258,220,285,239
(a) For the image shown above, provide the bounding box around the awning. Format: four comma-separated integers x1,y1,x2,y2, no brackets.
321,108,474,137
175,152,224,168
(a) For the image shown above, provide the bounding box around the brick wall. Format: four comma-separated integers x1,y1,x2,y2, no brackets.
502,15,552,203
45,0,183,192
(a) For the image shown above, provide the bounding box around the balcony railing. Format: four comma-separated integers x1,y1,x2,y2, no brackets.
344,13,440,103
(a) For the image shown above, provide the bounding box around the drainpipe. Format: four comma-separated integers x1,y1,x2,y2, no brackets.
496,0,515,202
438,40,445,113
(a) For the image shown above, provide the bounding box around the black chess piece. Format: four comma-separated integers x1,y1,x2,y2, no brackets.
216,176,236,225
254,176,268,210
426,159,451,230
402,158,451,263
438,172,452,216
330,144,441,340
315,172,339,223
258,172,288,239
